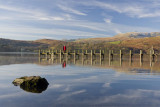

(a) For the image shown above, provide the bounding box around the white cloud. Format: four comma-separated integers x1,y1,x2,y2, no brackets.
0,18,158,40
81,0,160,18
104,18,112,23
57,4,87,16
0,0,159,40
0,4,72,21
38,17,65,21
0,91,28,99
102,82,111,88
81,89,160,106
57,89,86,101
49,84,64,89
113,29,122,34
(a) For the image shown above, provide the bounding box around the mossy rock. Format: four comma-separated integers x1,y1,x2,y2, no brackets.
13,76,49,93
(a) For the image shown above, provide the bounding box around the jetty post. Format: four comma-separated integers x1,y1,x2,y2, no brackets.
93,50,96,58
82,50,84,65
100,50,102,65
109,50,111,66
60,50,62,64
74,50,76,64
51,49,54,59
91,50,93,65
45,50,48,59
86,50,88,59
120,50,122,66
150,49,155,62
78,50,80,59
129,50,132,66
140,50,143,66
102,50,105,59
82,50,84,59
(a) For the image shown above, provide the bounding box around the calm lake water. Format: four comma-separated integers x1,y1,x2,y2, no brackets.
1,53,160,107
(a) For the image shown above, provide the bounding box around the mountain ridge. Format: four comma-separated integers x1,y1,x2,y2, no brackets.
0,32,160,52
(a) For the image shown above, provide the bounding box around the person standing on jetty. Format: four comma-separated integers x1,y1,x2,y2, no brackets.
63,45,66,53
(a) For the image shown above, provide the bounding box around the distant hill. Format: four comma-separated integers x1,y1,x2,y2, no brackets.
74,32,160,43
0,38,48,52
120,36,160,51
0,32,160,52
114,32,160,38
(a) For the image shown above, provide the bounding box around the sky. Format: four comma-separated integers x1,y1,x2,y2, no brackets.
0,0,160,40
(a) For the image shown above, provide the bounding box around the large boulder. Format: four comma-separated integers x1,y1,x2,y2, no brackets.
12,76,49,93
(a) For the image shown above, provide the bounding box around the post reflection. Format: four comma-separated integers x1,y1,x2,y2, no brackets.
38,55,160,74
0,53,158,74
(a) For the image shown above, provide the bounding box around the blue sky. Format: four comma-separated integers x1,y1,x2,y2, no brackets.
0,0,160,40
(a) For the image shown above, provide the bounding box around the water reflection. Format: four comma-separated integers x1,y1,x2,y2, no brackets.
38,56,160,74
0,53,159,74
62,61,66,68
0,53,160,107
0,52,159,74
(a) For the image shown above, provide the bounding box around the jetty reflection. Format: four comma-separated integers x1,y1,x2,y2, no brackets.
39,55,160,74
0,53,159,74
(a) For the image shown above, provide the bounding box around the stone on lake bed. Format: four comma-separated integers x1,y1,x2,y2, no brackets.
12,76,49,93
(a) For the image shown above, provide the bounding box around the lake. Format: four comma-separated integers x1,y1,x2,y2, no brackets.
0,53,160,107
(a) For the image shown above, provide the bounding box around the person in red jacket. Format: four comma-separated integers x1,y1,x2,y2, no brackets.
63,45,66,53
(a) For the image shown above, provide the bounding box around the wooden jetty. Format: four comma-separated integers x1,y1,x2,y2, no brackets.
39,49,157,64
39,49,104,58
39,51,157,68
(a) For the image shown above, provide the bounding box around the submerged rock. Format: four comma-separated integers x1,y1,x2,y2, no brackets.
12,76,49,93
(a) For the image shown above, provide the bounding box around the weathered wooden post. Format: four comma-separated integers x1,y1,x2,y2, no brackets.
99,50,102,65
93,50,96,59
129,50,132,61
91,50,93,65
60,50,61,64
103,50,105,59
140,50,143,66
51,49,54,59
39,56,41,63
77,50,80,59
120,50,122,66
82,50,84,65
38,50,41,62
100,50,102,59
45,50,48,59
86,50,88,54
82,50,84,59
86,50,88,58
120,50,122,59
129,50,132,66
150,46,155,62
66,50,68,58
39,49,41,57
153,49,155,62
49,49,51,58
109,50,111,66
74,50,76,64
111,50,114,61
150,49,155,62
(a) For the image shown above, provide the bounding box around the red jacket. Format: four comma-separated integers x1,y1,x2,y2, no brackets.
63,46,66,51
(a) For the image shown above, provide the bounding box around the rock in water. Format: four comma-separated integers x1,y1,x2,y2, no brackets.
12,76,49,93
